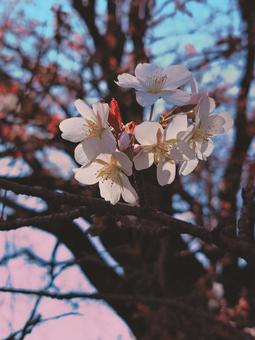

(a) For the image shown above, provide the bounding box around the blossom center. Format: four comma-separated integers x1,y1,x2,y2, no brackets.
142,142,172,165
84,119,103,138
146,74,167,94
192,128,207,142
95,158,123,185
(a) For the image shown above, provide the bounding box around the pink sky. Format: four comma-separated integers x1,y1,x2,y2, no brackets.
0,228,134,339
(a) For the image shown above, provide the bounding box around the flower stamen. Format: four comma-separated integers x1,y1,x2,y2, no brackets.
147,74,167,94
84,119,103,138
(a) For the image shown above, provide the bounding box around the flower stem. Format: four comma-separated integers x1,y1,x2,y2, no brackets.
149,104,154,121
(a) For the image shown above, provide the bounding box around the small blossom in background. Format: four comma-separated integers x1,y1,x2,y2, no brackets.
74,152,138,205
59,99,116,166
59,62,233,205
0,93,18,113
116,63,192,107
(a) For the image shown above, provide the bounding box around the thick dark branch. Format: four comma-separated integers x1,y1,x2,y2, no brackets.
237,186,255,241
71,0,101,44
0,287,252,340
0,177,137,213
0,207,89,232
129,0,151,63
1,178,255,261
219,0,255,232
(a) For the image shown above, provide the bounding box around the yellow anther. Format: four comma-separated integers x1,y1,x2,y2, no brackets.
147,75,167,94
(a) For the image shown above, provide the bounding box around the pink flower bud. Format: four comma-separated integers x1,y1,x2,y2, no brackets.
118,131,130,151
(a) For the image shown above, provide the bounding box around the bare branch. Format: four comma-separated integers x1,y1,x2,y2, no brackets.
0,287,252,340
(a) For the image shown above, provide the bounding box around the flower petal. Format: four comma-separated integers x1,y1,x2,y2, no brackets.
169,146,186,162
209,97,216,113
92,102,109,128
205,115,225,135
74,99,95,120
164,64,192,89
217,112,233,133
120,173,138,205
179,159,199,176
114,151,133,176
74,143,90,165
164,114,188,140
99,179,121,205
201,138,214,158
161,89,191,106
136,91,159,107
116,73,142,90
59,117,86,142
80,137,102,162
96,153,112,163
157,160,176,186
101,129,116,153
190,77,199,94
133,150,154,170
176,140,196,160
135,121,162,145
195,141,203,160
74,163,101,185
197,96,210,124
178,124,195,143
135,63,162,81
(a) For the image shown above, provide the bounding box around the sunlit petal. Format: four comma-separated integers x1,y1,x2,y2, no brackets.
120,173,138,205
179,159,199,176
74,163,101,185
116,73,142,90
135,121,162,145
74,143,90,165
92,102,109,128
74,99,95,120
201,138,214,158
59,117,85,142
99,179,121,205
164,114,188,140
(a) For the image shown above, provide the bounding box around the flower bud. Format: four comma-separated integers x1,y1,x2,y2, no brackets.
118,131,130,151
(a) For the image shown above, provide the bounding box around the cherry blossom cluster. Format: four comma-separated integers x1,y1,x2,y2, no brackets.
59,63,233,205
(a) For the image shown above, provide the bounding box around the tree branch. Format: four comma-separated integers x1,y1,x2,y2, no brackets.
1,178,255,261
0,287,252,340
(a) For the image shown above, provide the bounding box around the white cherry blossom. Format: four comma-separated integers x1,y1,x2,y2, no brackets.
187,77,215,110
59,100,116,165
116,63,192,107
74,152,138,205
133,115,194,186
179,95,233,176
